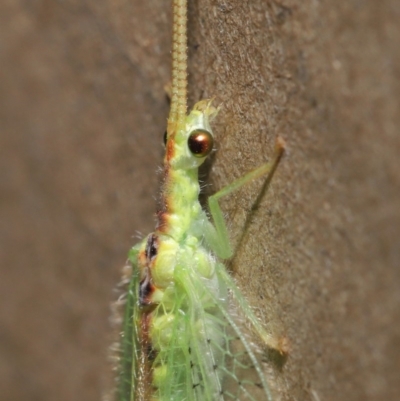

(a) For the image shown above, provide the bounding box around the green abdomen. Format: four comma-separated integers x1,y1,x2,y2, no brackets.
119,233,227,401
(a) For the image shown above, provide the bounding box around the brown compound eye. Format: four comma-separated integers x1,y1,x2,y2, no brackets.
188,129,214,158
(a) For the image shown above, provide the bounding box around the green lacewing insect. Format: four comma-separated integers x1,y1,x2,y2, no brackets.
115,1,286,400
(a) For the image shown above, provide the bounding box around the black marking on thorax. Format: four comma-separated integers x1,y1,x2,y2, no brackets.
139,234,159,307
145,233,158,261
139,270,154,306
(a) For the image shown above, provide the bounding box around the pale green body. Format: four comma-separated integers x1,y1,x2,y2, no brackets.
118,101,284,401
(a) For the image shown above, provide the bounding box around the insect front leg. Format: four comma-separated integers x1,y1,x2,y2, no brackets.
204,137,285,259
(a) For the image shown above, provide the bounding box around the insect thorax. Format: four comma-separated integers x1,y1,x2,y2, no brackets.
134,229,227,400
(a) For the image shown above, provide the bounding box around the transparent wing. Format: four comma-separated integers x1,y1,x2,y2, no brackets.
182,262,275,401
118,253,140,401
116,252,280,401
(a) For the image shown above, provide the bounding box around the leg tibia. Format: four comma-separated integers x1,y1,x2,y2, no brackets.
206,137,285,259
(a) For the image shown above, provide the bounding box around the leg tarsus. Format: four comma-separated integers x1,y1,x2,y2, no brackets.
216,262,289,355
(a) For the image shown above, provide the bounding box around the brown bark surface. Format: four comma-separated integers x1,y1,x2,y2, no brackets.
1,1,399,400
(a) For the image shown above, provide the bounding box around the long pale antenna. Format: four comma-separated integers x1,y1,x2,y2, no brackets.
169,0,188,125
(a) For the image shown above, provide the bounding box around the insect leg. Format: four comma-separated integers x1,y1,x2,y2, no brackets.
205,137,285,259
215,262,288,355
